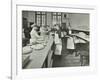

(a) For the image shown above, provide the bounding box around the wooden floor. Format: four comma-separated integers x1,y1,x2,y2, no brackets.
52,52,81,67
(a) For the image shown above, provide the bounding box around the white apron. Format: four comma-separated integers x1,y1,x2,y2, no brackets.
61,32,64,38
67,37,75,49
54,33,62,55
30,28,40,44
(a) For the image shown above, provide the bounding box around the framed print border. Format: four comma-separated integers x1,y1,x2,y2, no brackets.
12,2,97,80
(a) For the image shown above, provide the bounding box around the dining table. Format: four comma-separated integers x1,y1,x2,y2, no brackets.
24,35,54,69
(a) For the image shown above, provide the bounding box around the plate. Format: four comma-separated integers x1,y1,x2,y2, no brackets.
22,46,33,54
31,44,44,50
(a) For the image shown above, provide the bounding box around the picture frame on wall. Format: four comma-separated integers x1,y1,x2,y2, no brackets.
11,0,97,80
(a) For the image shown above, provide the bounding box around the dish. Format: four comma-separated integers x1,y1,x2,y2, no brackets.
31,44,45,50
22,46,33,54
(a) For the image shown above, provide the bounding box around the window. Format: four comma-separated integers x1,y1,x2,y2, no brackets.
52,12,62,26
36,12,47,26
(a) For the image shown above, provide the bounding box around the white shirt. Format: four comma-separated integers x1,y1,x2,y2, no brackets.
40,27,48,36
30,28,40,44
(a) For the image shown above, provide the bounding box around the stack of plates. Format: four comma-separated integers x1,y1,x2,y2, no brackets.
22,46,33,55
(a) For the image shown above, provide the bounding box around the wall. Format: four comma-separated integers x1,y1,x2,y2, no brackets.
69,13,89,31
23,12,89,31
22,11,28,19
47,12,52,27
61,13,89,31
22,11,36,27
28,11,35,23
23,11,53,27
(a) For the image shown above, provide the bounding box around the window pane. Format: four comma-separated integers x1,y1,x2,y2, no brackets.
58,16,61,25
53,16,56,21
37,12,41,14
58,12,61,15
53,12,56,15
58,16,61,21
42,12,46,14
37,15,41,26
36,12,47,26
53,16,57,24
52,12,62,25
42,15,45,26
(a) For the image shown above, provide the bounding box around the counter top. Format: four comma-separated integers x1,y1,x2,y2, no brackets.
25,36,54,69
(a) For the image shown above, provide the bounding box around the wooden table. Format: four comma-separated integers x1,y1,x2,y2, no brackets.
24,36,54,69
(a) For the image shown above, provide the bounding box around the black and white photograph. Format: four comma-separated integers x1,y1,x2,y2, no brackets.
0,0,99,80
22,11,89,69
10,1,98,79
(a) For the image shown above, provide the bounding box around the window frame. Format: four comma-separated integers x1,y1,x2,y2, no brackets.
52,12,62,26
35,11,47,26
